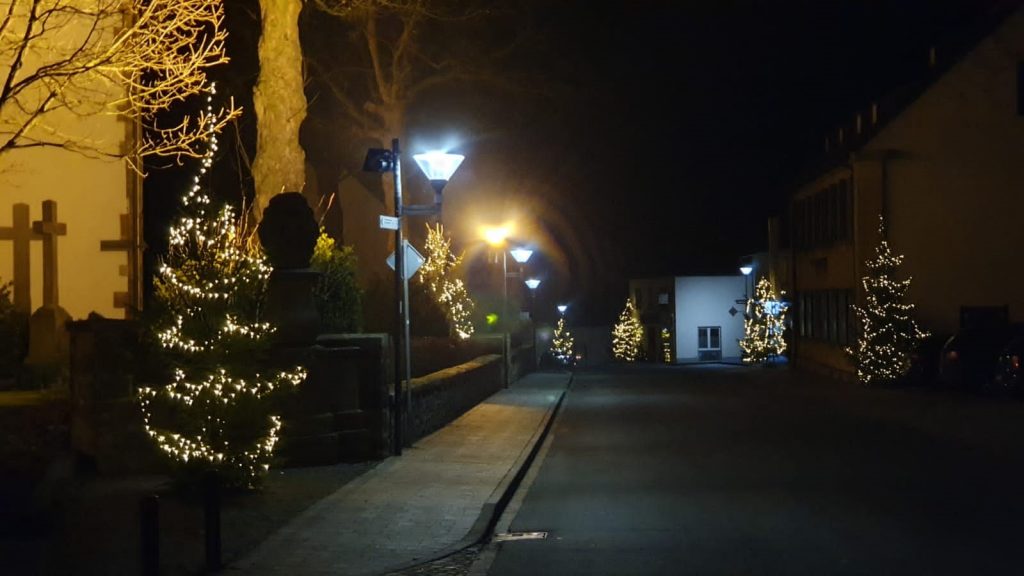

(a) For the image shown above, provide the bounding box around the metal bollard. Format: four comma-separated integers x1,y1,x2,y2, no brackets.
203,470,222,571
140,495,159,576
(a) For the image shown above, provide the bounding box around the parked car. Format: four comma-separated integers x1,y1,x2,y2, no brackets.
902,332,951,387
993,333,1024,395
937,323,1024,391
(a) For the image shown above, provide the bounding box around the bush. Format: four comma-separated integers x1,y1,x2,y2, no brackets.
310,230,363,333
0,279,27,380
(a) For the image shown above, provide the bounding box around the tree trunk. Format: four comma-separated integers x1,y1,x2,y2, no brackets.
252,0,308,221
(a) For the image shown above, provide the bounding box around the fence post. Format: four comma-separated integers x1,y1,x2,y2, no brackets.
140,495,159,576
203,470,222,571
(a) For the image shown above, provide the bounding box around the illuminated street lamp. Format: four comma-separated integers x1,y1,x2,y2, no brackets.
557,304,568,315
740,264,753,301
363,141,464,455
482,227,536,330
510,248,533,264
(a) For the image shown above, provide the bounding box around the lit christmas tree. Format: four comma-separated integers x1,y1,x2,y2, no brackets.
739,277,789,365
612,298,644,362
419,224,475,339
138,85,306,489
551,317,575,365
847,216,928,387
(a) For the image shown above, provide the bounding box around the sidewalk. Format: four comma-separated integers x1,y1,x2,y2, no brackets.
224,370,571,576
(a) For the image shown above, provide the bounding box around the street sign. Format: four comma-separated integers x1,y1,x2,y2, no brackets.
386,240,425,280
379,215,400,230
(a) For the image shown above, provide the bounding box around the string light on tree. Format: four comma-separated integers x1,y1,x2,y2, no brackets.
846,215,928,387
612,297,644,362
661,328,673,363
551,317,575,365
420,224,475,339
137,84,305,489
739,277,789,365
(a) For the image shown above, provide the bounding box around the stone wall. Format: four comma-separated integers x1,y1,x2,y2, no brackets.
406,354,504,443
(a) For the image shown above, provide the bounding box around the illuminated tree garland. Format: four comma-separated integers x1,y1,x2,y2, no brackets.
551,317,575,365
661,328,673,363
138,85,305,488
739,277,789,365
846,216,928,387
612,298,644,362
420,224,475,340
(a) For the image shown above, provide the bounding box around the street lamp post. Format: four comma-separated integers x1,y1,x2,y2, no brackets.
482,226,534,331
740,265,753,301
363,142,464,455
524,278,541,368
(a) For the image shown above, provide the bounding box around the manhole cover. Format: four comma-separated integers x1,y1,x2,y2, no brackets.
493,531,548,542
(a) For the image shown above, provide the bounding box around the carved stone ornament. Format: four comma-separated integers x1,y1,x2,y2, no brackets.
257,192,318,269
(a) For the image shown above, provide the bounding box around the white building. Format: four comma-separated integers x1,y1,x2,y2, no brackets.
674,276,746,363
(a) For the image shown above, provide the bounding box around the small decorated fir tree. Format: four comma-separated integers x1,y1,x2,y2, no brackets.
739,277,789,365
552,317,575,365
847,216,928,386
612,298,644,362
420,224,475,339
138,87,305,489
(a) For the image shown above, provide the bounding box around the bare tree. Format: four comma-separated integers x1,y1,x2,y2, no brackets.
308,0,509,214
250,0,307,220
0,0,238,172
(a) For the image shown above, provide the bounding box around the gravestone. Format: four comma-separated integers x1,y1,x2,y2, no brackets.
24,201,71,383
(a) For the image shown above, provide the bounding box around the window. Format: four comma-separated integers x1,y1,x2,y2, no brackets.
697,326,721,361
797,289,855,346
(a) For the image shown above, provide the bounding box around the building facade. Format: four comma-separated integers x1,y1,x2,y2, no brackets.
628,277,675,362
787,4,1024,377
674,276,746,364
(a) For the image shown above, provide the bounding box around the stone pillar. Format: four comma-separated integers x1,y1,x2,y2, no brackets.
257,192,321,346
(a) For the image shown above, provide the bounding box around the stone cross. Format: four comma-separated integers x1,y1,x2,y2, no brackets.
31,200,67,308
0,203,39,313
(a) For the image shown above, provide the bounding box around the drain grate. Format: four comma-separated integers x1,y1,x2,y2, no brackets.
493,531,548,542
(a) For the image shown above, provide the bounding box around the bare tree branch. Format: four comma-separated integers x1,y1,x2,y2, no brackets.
0,0,239,173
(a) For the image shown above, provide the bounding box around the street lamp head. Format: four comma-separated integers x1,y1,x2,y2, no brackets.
525,278,541,290
362,148,396,173
414,151,465,182
482,225,511,247
414,151,464,205
557,304,568,315
739,265,753,276
510,248,533,263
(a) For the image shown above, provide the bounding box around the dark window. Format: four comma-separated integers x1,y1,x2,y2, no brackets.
801,293,810,337
836,291,848,346
827,291,837,343
697,326,721,361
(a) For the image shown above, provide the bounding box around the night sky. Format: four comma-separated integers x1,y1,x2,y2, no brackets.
147,0,1016,325
429,0,1014,323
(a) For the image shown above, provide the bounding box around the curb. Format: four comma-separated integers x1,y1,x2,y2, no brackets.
373,370,573,575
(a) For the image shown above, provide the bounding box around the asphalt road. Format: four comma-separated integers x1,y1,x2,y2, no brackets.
481,364,1024,576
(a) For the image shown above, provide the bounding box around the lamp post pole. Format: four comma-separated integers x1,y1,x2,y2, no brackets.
391,138,406,456
502,249,509,330
364,145,464,456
